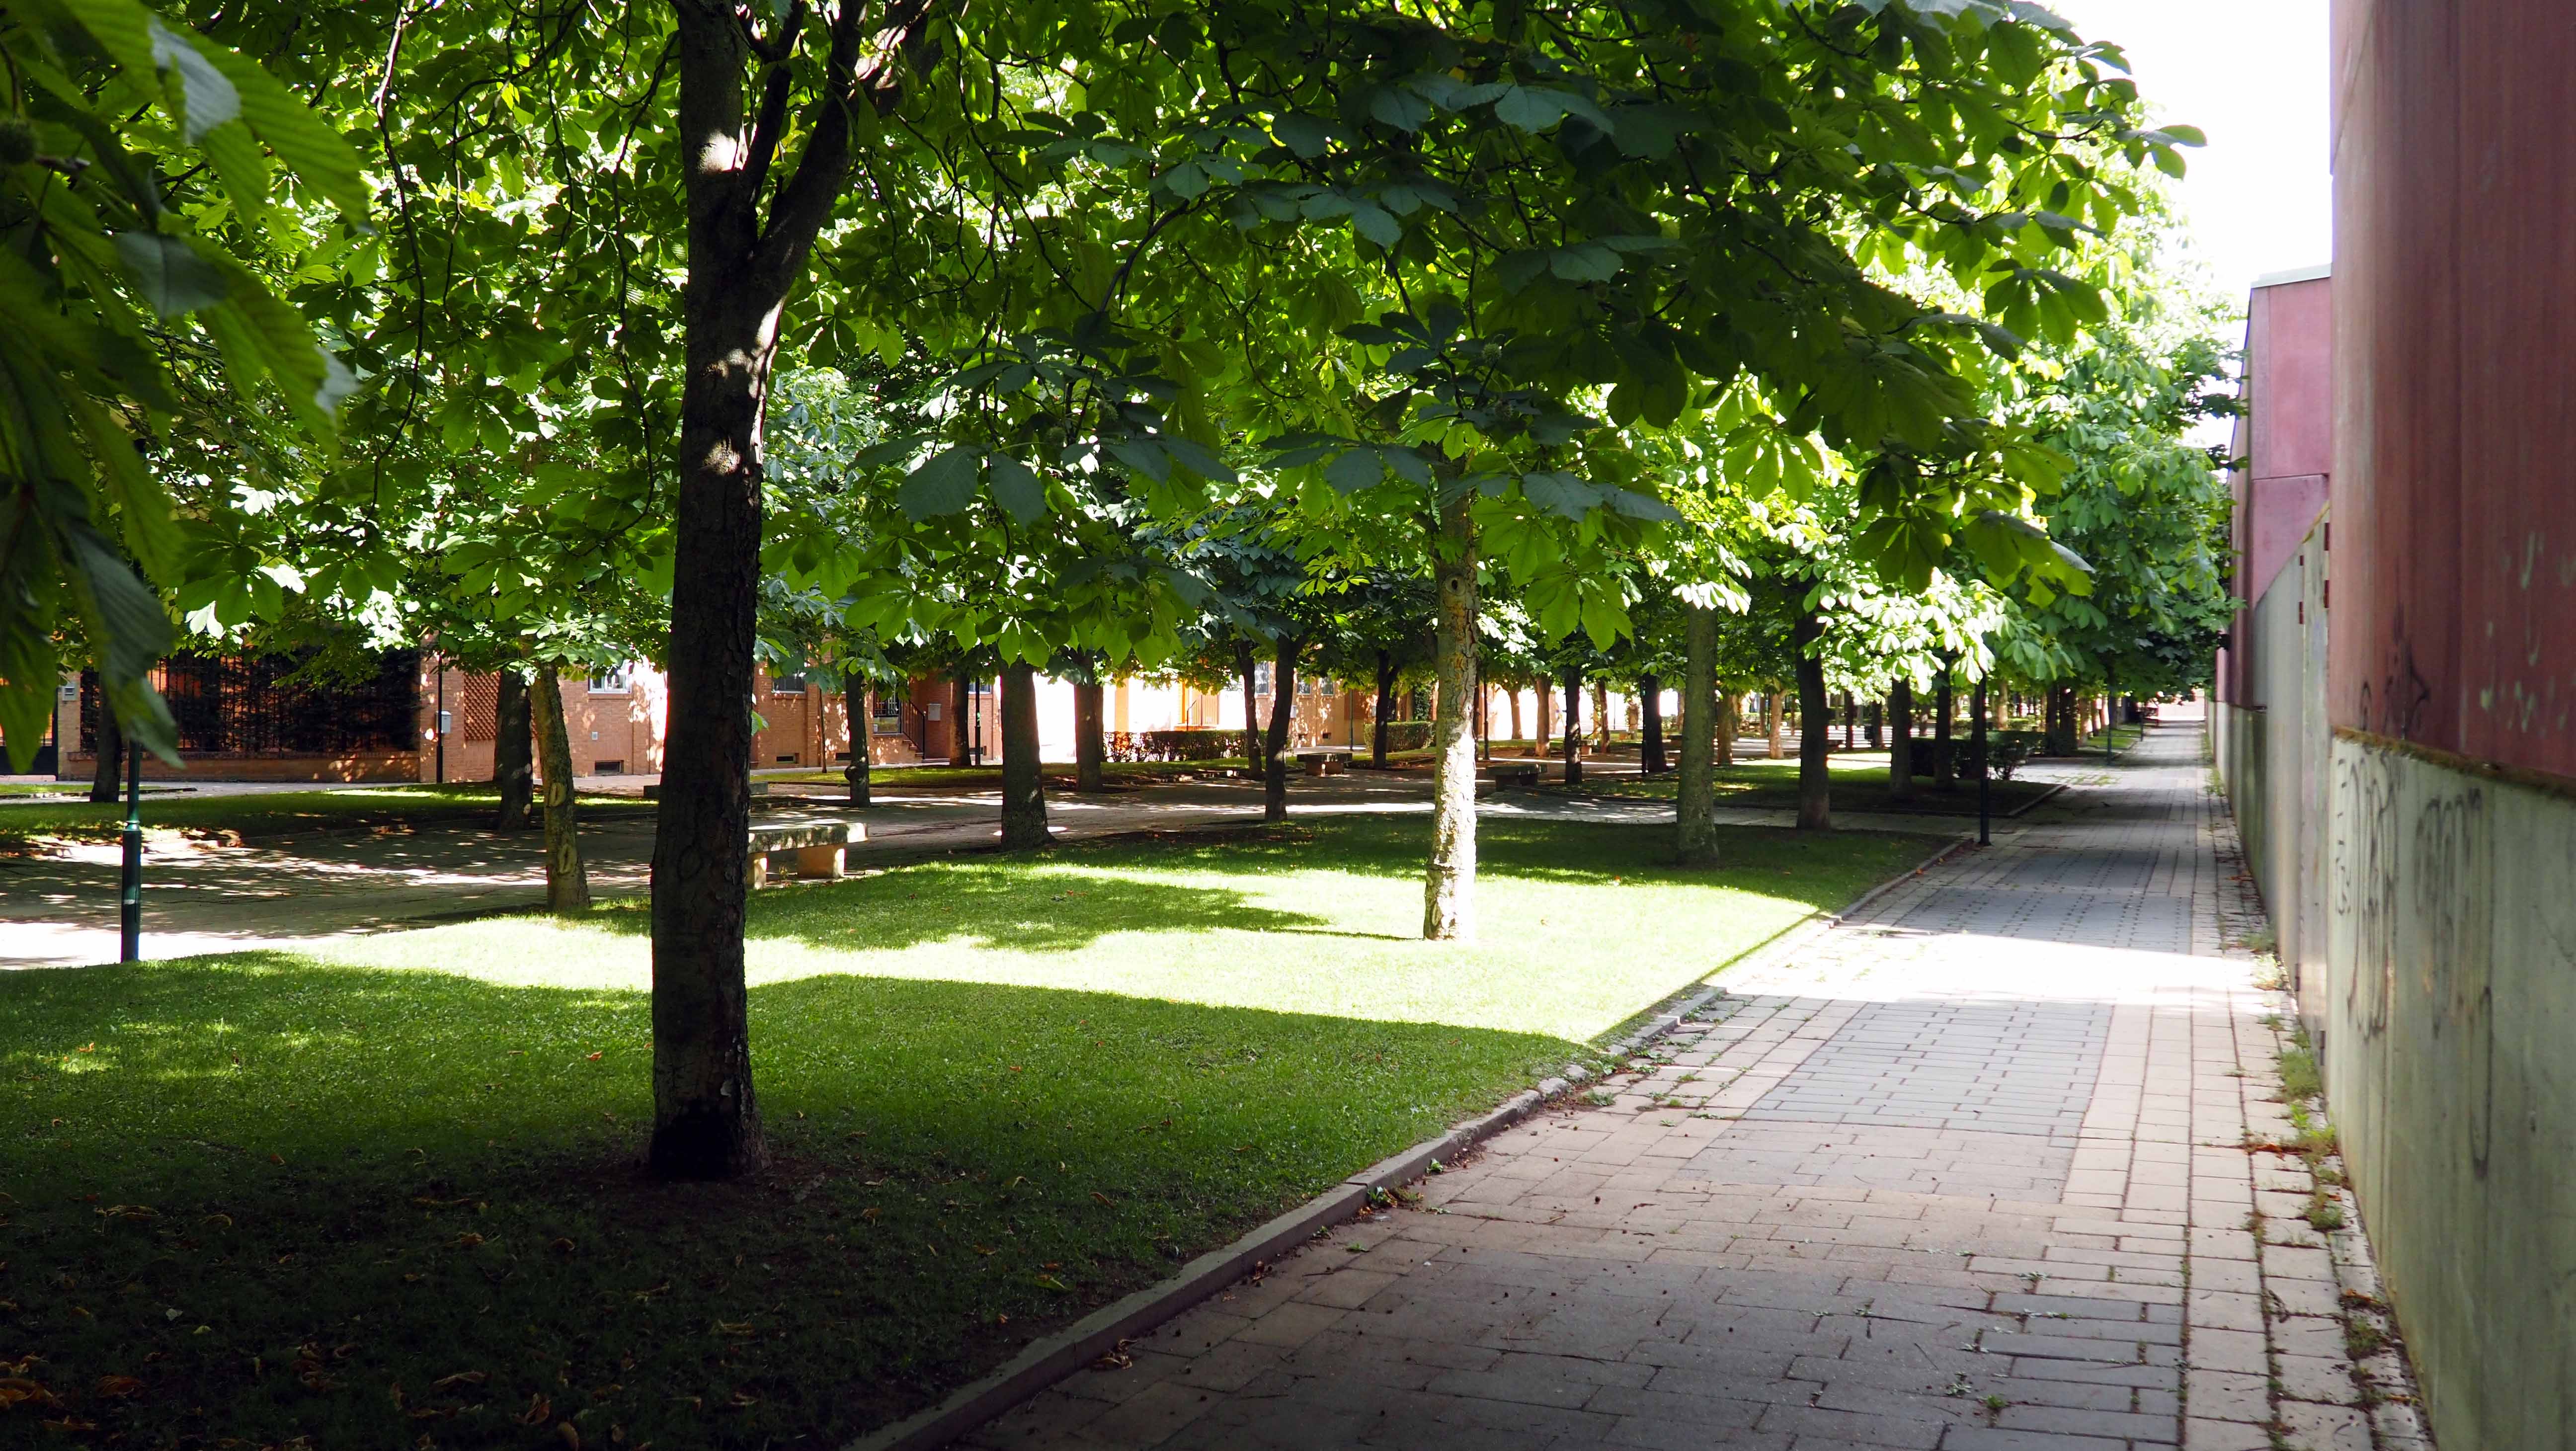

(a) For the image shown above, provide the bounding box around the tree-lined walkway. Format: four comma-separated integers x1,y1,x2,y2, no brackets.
967,725,2425,1451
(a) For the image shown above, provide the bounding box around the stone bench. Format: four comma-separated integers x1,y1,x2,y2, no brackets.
1293,751,1342,777
747,820,865,888
1487,762,1542,787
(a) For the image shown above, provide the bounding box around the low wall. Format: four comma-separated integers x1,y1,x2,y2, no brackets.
58,751,420,784
2319,731,2576,1450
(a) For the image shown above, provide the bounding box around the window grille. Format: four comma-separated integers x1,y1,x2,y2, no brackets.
81,650,420,756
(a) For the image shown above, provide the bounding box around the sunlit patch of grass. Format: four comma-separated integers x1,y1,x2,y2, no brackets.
0,814,1935,1447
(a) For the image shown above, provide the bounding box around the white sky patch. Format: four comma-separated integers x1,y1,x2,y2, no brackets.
2048,0,2333,302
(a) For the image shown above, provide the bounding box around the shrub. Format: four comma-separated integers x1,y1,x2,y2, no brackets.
1909,729,2043,781
1374,720,1434,752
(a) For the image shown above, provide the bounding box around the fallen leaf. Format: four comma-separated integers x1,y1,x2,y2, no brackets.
557,1420,582,1449
93,1375,143,1398
586,1052,602,1061
520,1392,551,1425
0,1378,60,1409
454,1233,485,1249
1091,1191,1114,1207
724,1391,758,1409
432,1371,487,1391
714,1322,755,1338
550,1238,577,1255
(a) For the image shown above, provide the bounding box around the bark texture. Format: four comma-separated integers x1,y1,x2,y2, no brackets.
1422,498,1478,941
531,663,590,913
1766,690,1784,759
1794,606,1832,831
653,0,935,1181
1888,679,1915,802
1073,679,1105,792
88,707,121,803
1933,668,1957,790
1262,637,1297,822
950,674,971,765
843,679,871,805
999,660,1047,848
494,667,535,829
1676,604,1718,863
1638,673,1665,775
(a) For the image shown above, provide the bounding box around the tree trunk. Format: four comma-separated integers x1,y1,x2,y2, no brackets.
88,706,121,803
650,0,936,1182
1073,678,1105,792
1794,607,1832,831
2046,685,2078,755
1263,637,1297,822
950,673,972,765
1888,679,1916,803
999,659,1048,848
1933,668,1957,791
1766,690,1784,759
1676,605,1718,863
1639,673,1666,774
1422,497,1478,941
1371,649,1395,768
844,677,871,805
1560,664,1583,784
1535,677,1552,751
531,663,590,913
1507,683,1523,745
1718,686,1737,766
1973,676,1991,805
1843,693,1856,751
1233,639,1260,770
1590,680,1609,748
494,667,535,829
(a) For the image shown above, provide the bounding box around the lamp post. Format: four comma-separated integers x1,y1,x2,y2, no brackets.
119,735,141,962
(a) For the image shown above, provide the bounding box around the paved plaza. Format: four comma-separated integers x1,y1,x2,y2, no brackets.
965,726,2429,1451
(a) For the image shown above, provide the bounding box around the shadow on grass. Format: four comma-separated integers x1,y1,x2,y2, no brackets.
1,955,1580,1449
586,864,1346,953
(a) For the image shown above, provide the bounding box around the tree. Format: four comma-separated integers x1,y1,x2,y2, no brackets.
0,0,365,768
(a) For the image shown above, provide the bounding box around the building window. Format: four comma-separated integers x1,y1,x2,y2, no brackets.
771,673,808,695
589,665,634,694
1254,663,1274,695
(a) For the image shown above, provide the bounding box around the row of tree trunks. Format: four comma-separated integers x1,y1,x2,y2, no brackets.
1371,650,1397,769
2044,684,2079,755
1422,498,1478,941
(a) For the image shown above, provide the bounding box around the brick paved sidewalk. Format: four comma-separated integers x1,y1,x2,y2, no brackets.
965,725,2430,1451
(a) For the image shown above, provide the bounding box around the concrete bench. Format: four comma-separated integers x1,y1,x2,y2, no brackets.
1293,751,1341,776
747,820,865,888
1488,762,1542,787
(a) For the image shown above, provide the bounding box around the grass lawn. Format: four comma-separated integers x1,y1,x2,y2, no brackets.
0,783,654,849
1545,752,2059,816
0,814,1939,1448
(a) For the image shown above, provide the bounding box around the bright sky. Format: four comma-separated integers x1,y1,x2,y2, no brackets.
2047,0,2334,305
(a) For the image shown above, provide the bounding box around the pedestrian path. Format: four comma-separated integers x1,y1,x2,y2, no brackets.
965,725,2431,1451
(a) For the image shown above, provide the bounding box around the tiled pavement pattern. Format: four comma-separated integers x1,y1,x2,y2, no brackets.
967,726,2430,1451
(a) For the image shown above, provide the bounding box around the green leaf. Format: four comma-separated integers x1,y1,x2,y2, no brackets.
1323,449,1383,494
986,452,1046,523
113,232,229,317
1158,436,1238,484
192,30,373,219
1349,201,1401,248
1494,86,1568,132
898,446,981,518
146,16,239,143
1271,112,1332,158
1106,439,1171,482
1549,243,1619,282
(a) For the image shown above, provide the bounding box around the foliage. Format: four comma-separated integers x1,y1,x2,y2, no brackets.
0,0,365,767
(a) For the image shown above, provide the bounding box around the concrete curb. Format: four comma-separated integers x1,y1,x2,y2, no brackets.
846,838,1977,1451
